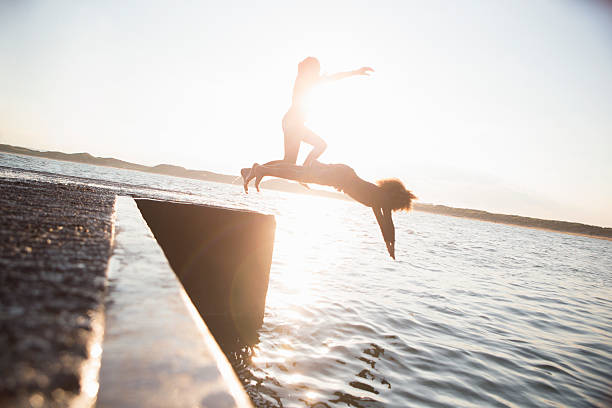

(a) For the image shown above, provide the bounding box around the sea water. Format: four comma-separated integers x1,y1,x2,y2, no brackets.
1,152,611,407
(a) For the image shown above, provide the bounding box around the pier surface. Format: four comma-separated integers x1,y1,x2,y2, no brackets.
98,196,252,408
0,177,114,407
0,169,264,407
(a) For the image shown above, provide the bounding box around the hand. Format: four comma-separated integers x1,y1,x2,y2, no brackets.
356,66,374,76
385,240,395,259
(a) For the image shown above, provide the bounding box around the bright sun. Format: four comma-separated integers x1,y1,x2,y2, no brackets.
301,76,389,171
307,81,364,135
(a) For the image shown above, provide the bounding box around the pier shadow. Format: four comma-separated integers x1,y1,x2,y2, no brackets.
135,199,275,347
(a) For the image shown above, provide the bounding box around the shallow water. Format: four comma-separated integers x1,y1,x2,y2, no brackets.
2,153,611,407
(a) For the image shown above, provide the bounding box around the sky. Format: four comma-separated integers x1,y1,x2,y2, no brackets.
1,0,611,227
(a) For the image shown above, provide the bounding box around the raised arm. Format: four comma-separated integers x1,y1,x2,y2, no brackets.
324,66,374,81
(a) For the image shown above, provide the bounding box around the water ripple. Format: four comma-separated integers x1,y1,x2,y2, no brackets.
3,153,612,408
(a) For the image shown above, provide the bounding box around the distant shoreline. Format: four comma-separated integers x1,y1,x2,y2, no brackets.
410,203,612,241
420,210,612,242
2,143,611,240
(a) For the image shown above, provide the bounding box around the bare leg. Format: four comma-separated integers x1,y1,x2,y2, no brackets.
262,159,289,166
301,127,327,167
303,146,326,167
243,159,293,193
251,165,308,191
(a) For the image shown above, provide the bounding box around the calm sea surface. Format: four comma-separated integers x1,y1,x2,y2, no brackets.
2,153,611,407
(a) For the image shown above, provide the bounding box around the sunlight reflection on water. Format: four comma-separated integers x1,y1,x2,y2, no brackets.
2,153,611,408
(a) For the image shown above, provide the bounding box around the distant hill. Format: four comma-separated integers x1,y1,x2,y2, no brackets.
1,143,610,239
0,143,238,184
0,143,346,199
412,203,611,239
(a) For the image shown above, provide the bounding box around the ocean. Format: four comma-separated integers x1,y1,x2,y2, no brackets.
1,152,611,407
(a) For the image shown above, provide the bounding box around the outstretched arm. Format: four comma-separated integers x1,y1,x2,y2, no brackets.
373,207,396,259
325,66,374,81
383,207,395,258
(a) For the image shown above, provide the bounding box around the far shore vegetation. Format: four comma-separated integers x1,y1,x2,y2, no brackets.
2,143,610,240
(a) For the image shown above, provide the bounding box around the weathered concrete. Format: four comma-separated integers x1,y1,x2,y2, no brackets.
0,178,114,407
135,199,276,345
98,197,252,408
1,169,277,407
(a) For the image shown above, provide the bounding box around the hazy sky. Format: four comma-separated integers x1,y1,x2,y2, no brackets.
1,0,611,227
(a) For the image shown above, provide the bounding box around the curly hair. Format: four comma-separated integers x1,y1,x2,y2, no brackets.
376,178,417,212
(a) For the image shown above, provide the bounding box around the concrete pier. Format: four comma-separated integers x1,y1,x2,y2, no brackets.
0,178,114,407
136,199,275,344
98,197,252,408
0,172,276,407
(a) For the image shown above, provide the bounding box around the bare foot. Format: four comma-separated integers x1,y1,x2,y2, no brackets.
241,163,261,194
240,168,251,193
255,175,262,192
248,163,260,192
248,163,261,192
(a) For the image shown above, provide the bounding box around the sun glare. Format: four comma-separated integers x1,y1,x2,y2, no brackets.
307,81,367,145
303,74,400,177
268,193,349,307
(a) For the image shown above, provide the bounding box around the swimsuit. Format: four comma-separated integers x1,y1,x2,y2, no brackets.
281,78,324,164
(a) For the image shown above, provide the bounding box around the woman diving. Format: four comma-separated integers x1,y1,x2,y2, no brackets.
242,57,373,192
244,161,416,259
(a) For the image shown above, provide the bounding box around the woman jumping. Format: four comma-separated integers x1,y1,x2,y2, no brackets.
244,161,416,259
242,57,373,192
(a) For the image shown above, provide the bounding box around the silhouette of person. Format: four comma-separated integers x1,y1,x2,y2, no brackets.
246,161,416,259
242,57,373,192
